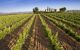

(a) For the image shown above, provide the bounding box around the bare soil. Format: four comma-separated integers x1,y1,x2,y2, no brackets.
42,15,80,50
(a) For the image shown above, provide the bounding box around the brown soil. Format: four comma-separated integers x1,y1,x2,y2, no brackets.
0,16,32,50
50,16,80,35
42,15,80,50
22,15,52,50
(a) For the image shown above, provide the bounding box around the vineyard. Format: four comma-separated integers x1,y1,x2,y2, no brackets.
0,13,80,50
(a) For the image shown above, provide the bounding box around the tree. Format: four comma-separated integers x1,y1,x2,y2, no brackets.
59,7,66,12
54,9,57,12
33,7,39,13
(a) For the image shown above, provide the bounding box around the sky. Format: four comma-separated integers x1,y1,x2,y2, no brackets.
0,0,80,13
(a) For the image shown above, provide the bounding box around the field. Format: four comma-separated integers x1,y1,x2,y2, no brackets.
0,13,80,50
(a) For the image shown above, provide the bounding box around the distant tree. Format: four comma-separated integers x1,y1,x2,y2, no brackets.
59,7,66,12
54,9,57,12
33,7,39,13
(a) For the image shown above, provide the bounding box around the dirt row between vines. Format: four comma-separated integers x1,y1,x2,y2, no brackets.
42,15,80,50
49,15,80,35
0,15,33,50
22,15,53,50
21,15,35,50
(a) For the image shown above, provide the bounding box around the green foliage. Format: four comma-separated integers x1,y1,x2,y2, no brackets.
59,7,66,12
39,15,63,50
12,14,35,50
33,7,39,13
43,13,80,41
0,14,32,40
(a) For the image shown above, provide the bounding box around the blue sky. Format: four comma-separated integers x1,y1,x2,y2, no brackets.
0,0,80,13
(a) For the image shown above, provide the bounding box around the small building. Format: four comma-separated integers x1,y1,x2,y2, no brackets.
45,7,57,12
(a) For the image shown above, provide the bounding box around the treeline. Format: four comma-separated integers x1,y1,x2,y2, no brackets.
33,7,66,13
